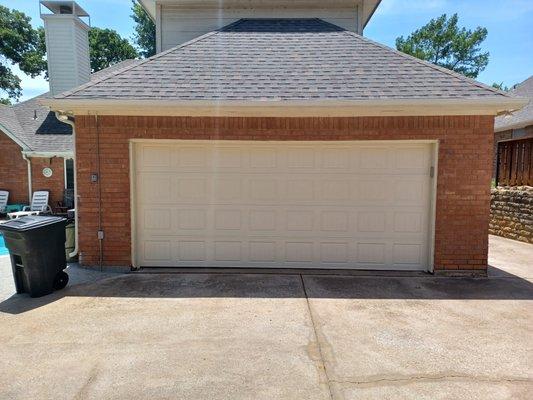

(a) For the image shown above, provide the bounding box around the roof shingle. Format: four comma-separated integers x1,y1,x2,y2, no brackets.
55,18,510,102
495,76,533,131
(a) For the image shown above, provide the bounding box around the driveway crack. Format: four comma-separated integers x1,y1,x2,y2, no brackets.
300,274,335,400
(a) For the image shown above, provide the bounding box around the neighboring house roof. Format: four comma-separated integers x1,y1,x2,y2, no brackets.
55,19,514,103
0,59,140,154
494,76,533,132
0,105,29,149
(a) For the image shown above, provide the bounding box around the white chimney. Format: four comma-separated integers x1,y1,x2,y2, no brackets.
40,1,91,96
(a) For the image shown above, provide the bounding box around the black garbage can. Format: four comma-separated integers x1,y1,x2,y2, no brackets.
0,216,69,297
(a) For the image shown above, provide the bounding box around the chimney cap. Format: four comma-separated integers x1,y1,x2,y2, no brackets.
40,1,89,18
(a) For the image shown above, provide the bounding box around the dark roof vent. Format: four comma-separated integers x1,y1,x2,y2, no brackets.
59,5,73,14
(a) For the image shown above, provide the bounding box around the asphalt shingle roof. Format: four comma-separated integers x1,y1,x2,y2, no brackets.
495,76,533,131
56,18,509,102
1,59,140,152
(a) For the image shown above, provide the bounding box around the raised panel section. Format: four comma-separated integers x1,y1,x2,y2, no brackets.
249,242,276,262
178,210,206,230
287,211,314,231
214,241,241,261
357,243,386,264
144,209,171,230
394,212,422,233
141,176,171,202
179,241,206,261
215,210,242,230
393,244,421,265
249,210,277,231
321,243,348,263
287,147,315,168
178,147,207,167
286,242,314,262
142,146,171,167
144,241,171,261
320,211,349,232
250,179,278,201
178,178,207,200
358,212,386,233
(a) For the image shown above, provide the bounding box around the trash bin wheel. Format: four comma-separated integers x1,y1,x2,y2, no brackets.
53,271,69,290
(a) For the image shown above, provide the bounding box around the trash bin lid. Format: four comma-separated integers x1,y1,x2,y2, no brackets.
0,215,67,232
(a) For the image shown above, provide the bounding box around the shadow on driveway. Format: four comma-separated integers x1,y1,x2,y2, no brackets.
1,264,532,315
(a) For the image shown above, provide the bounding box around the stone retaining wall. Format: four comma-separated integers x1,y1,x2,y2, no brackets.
490,186,533,243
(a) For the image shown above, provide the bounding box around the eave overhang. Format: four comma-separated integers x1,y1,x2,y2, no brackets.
41,97,528,118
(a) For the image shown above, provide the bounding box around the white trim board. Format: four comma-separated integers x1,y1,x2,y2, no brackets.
43,97,528,117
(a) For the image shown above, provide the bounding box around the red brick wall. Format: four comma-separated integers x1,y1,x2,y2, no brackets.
0,130,65,209
0,131,28,204
75,115,494,272
30,156,65,209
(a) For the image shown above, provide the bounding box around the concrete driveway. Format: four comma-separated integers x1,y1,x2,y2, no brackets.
0,235,531,400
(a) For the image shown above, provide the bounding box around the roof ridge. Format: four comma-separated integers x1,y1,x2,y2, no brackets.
342,30,511,99
54,30,222,100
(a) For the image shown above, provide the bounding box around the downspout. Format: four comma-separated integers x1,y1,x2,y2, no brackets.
55,112,78,259
21,153,32,202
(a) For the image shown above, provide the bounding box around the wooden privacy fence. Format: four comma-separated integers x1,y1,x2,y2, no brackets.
496,136,533,187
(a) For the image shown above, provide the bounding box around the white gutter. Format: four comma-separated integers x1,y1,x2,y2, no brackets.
21,151,74,158
21,153,32,203
41,97,529,118
55,112,78,259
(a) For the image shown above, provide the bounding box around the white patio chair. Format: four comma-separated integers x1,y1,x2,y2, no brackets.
0,190,8,214
8,191,52,219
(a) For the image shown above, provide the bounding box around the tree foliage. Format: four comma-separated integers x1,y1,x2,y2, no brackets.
88,27,138,72
0,3,138,103
492,82,509,92
131,0,156,58
396,14,489,78
0,5,47,103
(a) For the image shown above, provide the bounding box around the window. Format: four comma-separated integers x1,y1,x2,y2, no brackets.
65,159,74,189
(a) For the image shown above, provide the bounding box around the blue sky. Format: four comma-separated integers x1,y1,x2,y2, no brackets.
3,0,532,101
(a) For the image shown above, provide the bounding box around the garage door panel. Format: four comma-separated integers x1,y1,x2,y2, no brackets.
137,206,429,238
134,141,434,270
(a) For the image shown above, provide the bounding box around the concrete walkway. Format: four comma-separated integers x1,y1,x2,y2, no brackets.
0,235,531,399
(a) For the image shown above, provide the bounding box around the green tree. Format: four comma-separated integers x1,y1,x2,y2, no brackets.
88,27,138,72
492,82,509,91
36,26,138,75
0,5,47,104
396,14,489,78
131,0,156,58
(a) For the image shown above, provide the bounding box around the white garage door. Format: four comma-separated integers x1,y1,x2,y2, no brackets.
133,141,435,270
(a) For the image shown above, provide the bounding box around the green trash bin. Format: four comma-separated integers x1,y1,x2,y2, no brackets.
0,215,68,297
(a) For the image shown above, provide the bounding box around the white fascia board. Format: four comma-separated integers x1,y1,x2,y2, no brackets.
41,97,529,118
137,0,156,21
22,151,74,158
